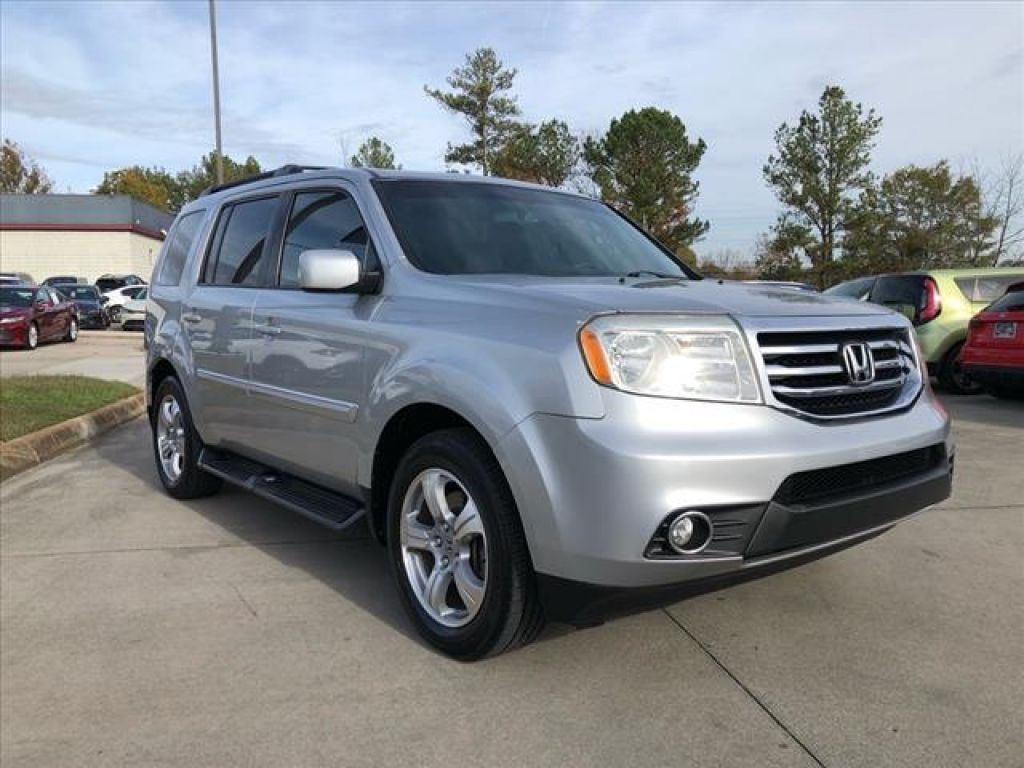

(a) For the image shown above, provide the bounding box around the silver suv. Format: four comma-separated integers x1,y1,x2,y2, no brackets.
146,166,953,659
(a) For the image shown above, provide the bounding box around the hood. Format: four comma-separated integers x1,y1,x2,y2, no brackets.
0,306,32,319
442,275,895,318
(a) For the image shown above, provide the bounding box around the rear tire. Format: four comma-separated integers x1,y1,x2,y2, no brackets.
387,428,544,660
64,317,78,342
25,322,38,350
938,342,982,395
151,376,222,499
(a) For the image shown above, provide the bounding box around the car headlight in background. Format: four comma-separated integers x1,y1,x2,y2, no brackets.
579,314,762,403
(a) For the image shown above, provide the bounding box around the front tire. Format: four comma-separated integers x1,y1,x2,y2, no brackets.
938,342,982,395
151,376,222,499
387,428,544,660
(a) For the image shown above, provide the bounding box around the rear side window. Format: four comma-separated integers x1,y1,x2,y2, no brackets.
986,286,1024,312
955,274,1024,303
279,191,369,288
157,211,205,286
204,196,279,286
826,277,873,299
870,276,924,310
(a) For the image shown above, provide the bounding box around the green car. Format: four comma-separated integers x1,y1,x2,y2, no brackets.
826,268,1024,393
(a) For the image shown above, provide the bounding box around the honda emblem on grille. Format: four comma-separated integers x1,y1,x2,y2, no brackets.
841,342,875,385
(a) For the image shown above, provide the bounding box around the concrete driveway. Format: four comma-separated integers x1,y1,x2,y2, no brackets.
1,397,1021,767
0,331,144,386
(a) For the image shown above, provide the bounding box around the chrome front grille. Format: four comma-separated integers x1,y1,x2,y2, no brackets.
756,327,920,419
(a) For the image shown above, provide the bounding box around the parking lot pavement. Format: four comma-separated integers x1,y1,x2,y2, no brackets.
1,398,1021,767
0,331,145,386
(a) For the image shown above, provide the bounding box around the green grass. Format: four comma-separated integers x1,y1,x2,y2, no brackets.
0,376,140,442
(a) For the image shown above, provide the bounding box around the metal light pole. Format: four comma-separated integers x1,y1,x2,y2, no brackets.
208,0,224,185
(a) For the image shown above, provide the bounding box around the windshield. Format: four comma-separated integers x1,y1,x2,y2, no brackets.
374,180,696,278
0,287,35,307
58,286,99,300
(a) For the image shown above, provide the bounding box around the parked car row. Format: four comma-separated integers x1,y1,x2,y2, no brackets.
0,272,149,348
826,267,1024,398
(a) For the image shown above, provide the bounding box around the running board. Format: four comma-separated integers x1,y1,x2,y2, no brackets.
198,447,365,531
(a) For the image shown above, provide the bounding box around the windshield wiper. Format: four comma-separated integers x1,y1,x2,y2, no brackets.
622,270,686,280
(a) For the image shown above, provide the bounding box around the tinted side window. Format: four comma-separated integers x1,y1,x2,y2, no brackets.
827,277,872,299
205,197,279,286
279,191,369,288
987,287,1024,312
870,276,924,309
156,211,205,287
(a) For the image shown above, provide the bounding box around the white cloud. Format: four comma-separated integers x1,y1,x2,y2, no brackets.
2,0,1020,256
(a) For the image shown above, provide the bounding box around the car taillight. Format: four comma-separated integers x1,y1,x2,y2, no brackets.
918,277,942,324
966,316,982,343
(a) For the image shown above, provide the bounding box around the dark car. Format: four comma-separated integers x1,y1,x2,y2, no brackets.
95,273,146,294
0,285,79,349
53,284,111,329
42,275,87,287
0,271,35,285
959,281,1024,399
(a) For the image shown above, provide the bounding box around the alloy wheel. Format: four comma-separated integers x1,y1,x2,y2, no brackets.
156,394,186,483
399,468,488,628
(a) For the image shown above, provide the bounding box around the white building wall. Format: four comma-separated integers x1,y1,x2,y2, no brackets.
0,230,163,283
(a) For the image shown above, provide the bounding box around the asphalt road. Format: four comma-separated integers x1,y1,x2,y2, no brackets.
1,397,1021,767
0,331,145,386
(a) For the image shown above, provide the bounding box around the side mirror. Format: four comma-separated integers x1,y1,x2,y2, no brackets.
34,301,47,312
299,249,361,292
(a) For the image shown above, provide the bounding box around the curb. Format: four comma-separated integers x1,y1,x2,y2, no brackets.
0,392,146,482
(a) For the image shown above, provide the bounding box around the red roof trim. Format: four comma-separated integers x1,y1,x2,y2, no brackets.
0,222,166,240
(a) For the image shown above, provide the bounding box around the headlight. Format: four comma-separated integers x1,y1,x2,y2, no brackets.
0,316,24,325
579,314,762,403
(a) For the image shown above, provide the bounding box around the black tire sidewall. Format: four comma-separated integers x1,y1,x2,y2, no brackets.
940,342,981,395
152,377,218,499
387,430,524,659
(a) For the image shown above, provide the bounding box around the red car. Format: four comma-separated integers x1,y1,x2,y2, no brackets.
0,285,79,350
960,281,1024,399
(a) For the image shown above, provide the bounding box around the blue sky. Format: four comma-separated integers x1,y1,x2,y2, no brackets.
2,0,1021,259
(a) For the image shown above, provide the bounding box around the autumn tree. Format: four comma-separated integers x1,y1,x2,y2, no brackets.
350,137,400,170
425,47,520,174
492,120,580,188
763,86,882,285
172,152,262,210
583,107,709,257
95,166,178,211
1,139,54,194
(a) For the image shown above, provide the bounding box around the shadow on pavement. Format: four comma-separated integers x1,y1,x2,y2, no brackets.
92,420,572,652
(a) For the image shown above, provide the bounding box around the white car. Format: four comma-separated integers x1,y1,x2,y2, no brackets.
119,288,147,331
102,285,147,323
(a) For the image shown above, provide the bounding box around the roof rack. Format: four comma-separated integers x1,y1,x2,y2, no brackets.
199,164,329,198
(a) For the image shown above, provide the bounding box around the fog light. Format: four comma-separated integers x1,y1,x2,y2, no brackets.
667,510,713,554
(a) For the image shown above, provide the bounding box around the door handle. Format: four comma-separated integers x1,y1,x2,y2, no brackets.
182,313,201,324
256,324,281,337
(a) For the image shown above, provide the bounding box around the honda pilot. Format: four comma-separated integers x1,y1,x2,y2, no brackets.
146,166,953,659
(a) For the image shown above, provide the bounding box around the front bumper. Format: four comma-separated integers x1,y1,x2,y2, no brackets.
78,311,107,329
960,363,1024,390
0,324,27,346
497,387,952,618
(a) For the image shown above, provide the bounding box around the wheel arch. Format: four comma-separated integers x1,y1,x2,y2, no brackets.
368,402,502,546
